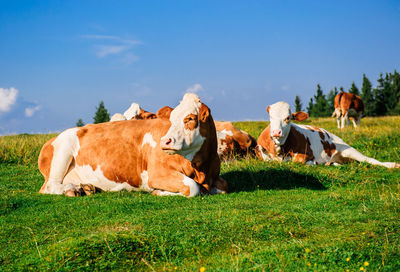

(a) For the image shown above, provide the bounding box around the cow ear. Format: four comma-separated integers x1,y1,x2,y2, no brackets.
156,106,173,119
199,103,210,122
266,106,271,114
292,111,309,122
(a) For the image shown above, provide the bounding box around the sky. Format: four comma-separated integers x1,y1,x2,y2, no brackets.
1,0,400,134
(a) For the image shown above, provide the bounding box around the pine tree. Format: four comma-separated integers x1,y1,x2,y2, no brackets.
327,87,338,114
390,70,400,115
294,95,302,112
76,118,85,127
339,86,345,92
307,98,314,115
93,101,110,124
360,74,374,116
311,84,329,117
348,82,359,95
373,73,387,116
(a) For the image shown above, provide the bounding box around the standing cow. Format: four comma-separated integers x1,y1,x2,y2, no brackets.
38,93,228,197
255,101,399,168
332,91,364,128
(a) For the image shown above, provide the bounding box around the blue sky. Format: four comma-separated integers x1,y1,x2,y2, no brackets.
1,0,400,134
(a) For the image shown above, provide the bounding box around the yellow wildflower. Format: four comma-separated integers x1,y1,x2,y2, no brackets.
360,267,364,271
346,257,351,262
305,248,311,253
200,267,206,272
364,261,369,266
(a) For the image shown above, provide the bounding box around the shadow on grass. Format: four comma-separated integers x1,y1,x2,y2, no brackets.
222,168,326,193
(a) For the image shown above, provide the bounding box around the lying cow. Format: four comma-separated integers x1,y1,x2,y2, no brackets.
255,101,399,168
214,121,257,159
332,91,364,129
38,93,228,197
156,106,256,159
110,103,156,121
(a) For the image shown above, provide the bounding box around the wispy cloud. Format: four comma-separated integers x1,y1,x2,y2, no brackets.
82,34,142,64
281,85,289,91
0,87,18,112
186,83,204,94
25,105,41,117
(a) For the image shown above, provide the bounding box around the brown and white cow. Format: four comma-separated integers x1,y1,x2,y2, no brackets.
110,103,156,122
214,121,257,159
332,91,364,129
38,93,228,197
156,106,256,159
255,101,400,168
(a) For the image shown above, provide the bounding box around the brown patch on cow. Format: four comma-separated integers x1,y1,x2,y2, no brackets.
191,103,226,193
321,140,336,156
184,113,199,130
38,137,56,193
135,108,156,120
156,106,173,119
334,91,364,117
257,125,314,163
291,111,309,122
77,128,88,138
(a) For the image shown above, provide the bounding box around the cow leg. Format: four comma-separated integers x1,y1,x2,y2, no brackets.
336,116,341,129
351,117,358,128
340,112,348,129
148,172,201,197
254,145,272,161
338,147,400,168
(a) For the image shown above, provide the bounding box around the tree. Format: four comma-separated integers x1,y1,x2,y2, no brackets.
306,98,314,115
311,84,330,117
360,74,374,116
76,118,85,127
373,73,387,116
93,101,110,124
294,95,302,112
348,81,359,95
327,87,338,114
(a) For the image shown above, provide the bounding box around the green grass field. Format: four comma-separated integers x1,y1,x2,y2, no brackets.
1,117,400,271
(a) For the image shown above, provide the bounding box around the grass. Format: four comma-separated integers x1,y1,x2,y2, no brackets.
1,117,400,271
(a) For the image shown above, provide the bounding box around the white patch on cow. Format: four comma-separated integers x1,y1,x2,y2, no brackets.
139,170,153,191
181,173,201,197
110,113,126,122
43,128,81,194
123,103,141,120
142,133,156,148
63,164,135,192
256,145,271,161
220,129,233,136
216,131,228,155
161,93,205,161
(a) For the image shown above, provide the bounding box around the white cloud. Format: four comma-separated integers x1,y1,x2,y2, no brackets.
281,85,289,91
82,34,142,63
95,45,128,58
25,105,41,117
186,83,204,94
0,87,18,112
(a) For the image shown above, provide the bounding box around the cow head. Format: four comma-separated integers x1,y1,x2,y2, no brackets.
123,103,141,120
267,101,308,146
156,106,174,119
160,93,210,161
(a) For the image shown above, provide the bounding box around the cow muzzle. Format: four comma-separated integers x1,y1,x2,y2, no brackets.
160,137,180,154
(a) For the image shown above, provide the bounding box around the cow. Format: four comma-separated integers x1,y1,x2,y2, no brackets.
110,103,156,122
214,121,257,159
38,93,228,197
255,101,400,168
332,91,364,129
156,106,256,159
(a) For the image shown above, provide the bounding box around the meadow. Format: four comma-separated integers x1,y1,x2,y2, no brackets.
1,117,400,271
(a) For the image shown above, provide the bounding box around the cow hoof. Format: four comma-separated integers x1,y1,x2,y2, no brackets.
81,183,96,195
394,163,400,168
64,189,83,197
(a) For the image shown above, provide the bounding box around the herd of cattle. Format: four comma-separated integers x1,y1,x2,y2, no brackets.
38,91,399,197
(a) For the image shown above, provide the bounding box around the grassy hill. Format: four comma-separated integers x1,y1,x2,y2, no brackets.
1,117,400,271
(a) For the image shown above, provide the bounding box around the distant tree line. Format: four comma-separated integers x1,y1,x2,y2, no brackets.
76,100,110,127
295,70,400,117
